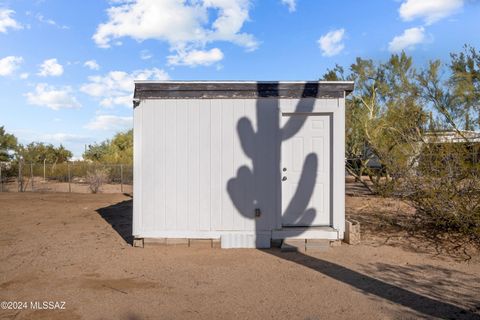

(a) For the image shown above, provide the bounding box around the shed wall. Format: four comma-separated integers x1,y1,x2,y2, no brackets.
133,97,344,238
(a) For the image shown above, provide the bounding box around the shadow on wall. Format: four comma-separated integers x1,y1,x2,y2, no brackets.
227,82,320,246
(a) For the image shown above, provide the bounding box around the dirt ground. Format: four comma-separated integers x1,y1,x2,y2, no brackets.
1,189,479,320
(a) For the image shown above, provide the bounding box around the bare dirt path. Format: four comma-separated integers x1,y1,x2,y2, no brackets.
0,192,479,320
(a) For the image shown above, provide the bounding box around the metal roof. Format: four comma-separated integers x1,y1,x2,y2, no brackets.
134,80,354,100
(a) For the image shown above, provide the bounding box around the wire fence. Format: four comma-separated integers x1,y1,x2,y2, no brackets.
0,162,133,194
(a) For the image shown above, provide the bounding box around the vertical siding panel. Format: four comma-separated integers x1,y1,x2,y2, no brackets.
244,99,257,232
156,100,166,230
210,99,222,231
267,99,279,231
255,99,277,231
334,97,346,233
152,101,158,231
198,100,211,230
176,100,188,230
232,99,246,230
133,104,142,235
221,99,235,230
142,102,156,231
188,100,200,231
165,100,177,230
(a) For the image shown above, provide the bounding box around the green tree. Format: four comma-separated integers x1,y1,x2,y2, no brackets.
418,45,480,134
323,52,427,193
18,142,72,163
0,126,18,162
449,45,480,129
83,130,133,164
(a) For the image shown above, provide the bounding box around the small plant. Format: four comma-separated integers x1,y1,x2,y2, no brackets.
86,168,109,193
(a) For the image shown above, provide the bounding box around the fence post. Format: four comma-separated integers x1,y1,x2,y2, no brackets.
43,159,46,182
68,162,71,193
18,161,22,192
30,163,34,191
120,164,124,193
0,164,2,192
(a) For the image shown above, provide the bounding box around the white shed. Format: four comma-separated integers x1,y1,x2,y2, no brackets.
133,81,354,248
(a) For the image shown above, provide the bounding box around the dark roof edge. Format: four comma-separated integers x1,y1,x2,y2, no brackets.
134,81,354,100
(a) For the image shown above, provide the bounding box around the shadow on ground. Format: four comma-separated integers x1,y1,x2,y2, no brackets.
265,250,480,319
95,199,480,319
359,262,480,313
96,197,133,244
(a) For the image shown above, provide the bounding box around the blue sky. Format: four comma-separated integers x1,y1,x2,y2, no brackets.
1,0,479,158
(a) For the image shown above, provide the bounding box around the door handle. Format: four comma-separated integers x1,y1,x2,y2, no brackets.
282,176,287,181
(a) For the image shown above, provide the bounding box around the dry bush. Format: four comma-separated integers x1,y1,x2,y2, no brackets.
86,168,109,193
400,143,480,244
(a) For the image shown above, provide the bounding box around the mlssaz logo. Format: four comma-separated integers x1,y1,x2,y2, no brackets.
30,301,66,310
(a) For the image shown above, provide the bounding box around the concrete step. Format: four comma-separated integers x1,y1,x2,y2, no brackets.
281,239,306,252
305,239,330,252
281,239,333,252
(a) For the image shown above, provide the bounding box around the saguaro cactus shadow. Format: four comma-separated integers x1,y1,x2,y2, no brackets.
223,82,480,318
227,82,320,246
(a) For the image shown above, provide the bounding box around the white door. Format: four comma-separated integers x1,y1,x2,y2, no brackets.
281,114,331,226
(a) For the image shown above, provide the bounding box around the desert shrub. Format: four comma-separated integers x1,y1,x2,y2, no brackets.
86,168,110,193
55,163,69,182
0,161,19,181
69,162,91,181
402,143,480,243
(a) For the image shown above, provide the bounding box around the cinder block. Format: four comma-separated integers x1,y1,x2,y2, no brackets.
188,239,213,248
144,238,166,246
305,239,330,252
166,238,189,246
306,239,329,246
133,238,144,248
281,239,306,252
344,220,361,245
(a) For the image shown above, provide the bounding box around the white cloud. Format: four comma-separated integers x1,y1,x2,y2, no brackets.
0,9,22,33
85,115,133,131
167,48,224,67
80,67,169,108
92,0,258,66
140,49,153,60
36,13,69,29
40,133,90,143
38,58,64,77
399,0,463,25
25,83,81,110
84,60,100,70
20,72,29,79
388,26,426,52
281,0,296,12
318,29,345,57
0,56,23,76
